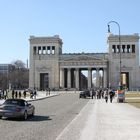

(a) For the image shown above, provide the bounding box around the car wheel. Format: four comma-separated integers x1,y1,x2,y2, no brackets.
31,109,35,116
23,111,28,120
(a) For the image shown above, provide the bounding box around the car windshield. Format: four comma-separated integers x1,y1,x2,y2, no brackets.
4,100,25,106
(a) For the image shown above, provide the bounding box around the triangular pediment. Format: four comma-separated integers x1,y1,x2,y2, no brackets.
62,55,103,62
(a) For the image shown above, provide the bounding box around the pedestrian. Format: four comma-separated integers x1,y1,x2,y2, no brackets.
23,90,26,98
3,89,8,99
48,88,50,95
96,90,98,99
19,91,21,98
104,91,108,103
109,90,115,103
46,89,48,96
12,89,15,99
34,90,37,99
30,91,33,99
91,89,96,99
15,91,18,98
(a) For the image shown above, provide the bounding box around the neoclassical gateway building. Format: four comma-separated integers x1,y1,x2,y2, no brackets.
29,33,140,90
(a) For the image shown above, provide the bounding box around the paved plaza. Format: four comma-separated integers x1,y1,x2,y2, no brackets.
56,97,140,140
1,91,140,140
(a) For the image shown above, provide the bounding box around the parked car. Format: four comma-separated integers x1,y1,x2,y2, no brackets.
79,90,91,98
0,99,35,120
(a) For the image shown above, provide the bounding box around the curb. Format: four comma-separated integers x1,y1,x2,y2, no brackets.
0,94,60,104
27,93,60,102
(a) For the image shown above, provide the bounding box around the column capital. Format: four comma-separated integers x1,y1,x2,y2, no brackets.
60,67,64,70
96,68,100,71
88,67,92,70
103,67,107,71
67,68,71,70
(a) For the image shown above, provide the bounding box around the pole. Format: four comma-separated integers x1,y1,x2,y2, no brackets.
107,21,122,89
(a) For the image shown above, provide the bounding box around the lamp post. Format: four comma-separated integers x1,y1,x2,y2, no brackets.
107,21,122,89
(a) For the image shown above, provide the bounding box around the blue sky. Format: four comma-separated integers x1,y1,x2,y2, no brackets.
0,0,140,65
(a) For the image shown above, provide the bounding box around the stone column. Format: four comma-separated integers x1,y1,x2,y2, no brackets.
75,68,79,90
130,45,132,53
50,46,52,54
60,68,64,88
88,68,92,89
41,46,43,54
96,68,100,88
37,46,39,54
115,45,117,53
103,68,107,88
67,68,71,88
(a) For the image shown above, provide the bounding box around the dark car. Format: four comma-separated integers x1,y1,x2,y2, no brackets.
79,90,91,98
0,99,35,120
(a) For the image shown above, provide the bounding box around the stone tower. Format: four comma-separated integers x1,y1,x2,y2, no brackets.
29,35,63,90
107,33,140,90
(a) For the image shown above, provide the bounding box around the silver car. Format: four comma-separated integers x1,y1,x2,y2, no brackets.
0,99,35,120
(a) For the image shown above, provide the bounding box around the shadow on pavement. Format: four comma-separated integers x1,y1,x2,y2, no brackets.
27,115,52,121
2,115,52,122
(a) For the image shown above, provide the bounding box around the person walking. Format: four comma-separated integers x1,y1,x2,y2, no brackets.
12,89,15,99
109,90,115,103
23,90,26,98
3,89,8,99
34,90,37,99
19,91,21,98
104,91,108,103
91,89,96,99
15,91,18,98
48,88,50,95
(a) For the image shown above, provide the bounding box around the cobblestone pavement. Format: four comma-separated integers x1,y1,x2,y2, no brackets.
56,98,140,140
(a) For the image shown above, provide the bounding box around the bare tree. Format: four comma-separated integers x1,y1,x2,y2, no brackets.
9,60,29,89
11,60,26,69
0,73,7,89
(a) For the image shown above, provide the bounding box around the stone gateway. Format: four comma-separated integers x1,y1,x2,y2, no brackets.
29,33,140,90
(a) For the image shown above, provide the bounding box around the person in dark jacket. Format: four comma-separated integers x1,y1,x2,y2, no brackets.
12,89,15,99
109,90,115,103
105,91,108,103
19,91,21,98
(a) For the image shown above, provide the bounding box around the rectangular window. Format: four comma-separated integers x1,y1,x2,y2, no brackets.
132,45,135,53
112,45,116,53
33,46,36,54
38,46,42,54
117,45,120,53
52,46,55,54
122,45,125,53
127,45,130,53
43,46,46,54
47,46,50,54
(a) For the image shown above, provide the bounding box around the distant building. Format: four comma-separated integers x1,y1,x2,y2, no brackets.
29,33,140,90
0,64,12,74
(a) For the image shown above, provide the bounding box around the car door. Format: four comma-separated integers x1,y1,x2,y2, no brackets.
24,101,33,115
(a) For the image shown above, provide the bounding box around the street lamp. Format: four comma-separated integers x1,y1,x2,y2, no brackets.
107,21,122,89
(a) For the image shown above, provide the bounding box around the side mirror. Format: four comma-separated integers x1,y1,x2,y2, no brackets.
27,103,31,106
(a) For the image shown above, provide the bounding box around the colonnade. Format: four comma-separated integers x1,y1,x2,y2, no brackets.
112,44,135,53
33,46,55,55
60,67,107,90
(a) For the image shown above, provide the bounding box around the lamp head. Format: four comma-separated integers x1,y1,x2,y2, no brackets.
108,24,110,33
